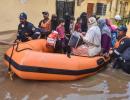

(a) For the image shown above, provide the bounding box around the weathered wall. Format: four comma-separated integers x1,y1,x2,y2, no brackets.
0,0,110,32
0,0,56,32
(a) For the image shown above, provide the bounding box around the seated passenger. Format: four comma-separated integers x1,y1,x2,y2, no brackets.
98,18,111,55
17,12,41,42
106,19,118,48
74,17,81,33
51,14,59,31
72,17,101,57
55,18,65,53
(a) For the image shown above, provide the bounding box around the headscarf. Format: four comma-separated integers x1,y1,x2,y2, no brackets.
98,18,111,37
106,19,117,32
80,12,88,32
51,14,58,31
88,17,97,28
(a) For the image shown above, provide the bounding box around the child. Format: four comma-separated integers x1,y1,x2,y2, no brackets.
56,18,65,53
74,17,81,33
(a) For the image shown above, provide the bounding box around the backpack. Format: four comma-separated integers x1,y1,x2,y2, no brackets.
46,31,58,47
68,31,83,48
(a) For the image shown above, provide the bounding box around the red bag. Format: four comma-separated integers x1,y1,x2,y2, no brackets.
47,31,58,47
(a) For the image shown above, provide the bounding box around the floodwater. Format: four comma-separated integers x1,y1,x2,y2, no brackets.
0,32,130,100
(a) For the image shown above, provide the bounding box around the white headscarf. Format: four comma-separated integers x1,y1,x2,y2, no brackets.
88,17,97,28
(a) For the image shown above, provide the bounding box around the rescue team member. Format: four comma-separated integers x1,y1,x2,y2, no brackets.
111,25,130,74
38,11,51,38
17,12,41,42
114,25,128,48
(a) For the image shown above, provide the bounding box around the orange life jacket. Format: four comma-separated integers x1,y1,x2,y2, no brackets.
46,31,58,47
114,36,128,48
41,19,51,31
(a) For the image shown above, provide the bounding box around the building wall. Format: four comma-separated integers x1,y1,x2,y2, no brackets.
0,0,56,32
106,0,130,18
75,0,108,19
0,0,108,32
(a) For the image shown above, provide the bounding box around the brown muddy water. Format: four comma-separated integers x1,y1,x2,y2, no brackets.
0,32,130,100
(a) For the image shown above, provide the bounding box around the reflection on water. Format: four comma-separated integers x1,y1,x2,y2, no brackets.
70,80,109,93
39,95,49,100
4,92,12,100
56,93,128,100
56,81,130,100
21,95,30,100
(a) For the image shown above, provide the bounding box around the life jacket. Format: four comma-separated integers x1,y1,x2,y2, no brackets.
46,31,58,47
41,19,51,31
114,36,128,48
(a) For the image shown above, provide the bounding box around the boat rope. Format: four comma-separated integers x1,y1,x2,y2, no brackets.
15,42,32,52
8,39,33,80
8,39,17,80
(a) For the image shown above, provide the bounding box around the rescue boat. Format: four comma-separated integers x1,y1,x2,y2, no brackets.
4,39,109,81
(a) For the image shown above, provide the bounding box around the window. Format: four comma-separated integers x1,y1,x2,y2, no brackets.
96,3,107,16
56,0,75,18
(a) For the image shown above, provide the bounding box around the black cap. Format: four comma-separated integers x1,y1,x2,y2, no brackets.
117,25,127,32
19,12,27,20
42,11,49,15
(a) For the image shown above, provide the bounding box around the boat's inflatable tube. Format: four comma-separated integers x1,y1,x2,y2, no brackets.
4,39,109,81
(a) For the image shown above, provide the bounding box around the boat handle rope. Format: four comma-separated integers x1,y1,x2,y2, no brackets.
15,42,32,52
8,39,17,80
8,39,33,80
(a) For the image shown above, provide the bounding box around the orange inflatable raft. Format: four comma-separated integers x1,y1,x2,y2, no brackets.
4,39,110,81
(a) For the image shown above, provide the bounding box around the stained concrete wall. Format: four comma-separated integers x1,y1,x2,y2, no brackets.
0,0,56,32
0,0,109,32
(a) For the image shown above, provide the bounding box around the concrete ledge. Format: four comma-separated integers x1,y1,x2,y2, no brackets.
0,30,17,35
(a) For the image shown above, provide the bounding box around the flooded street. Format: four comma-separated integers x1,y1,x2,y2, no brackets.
0,32,130,100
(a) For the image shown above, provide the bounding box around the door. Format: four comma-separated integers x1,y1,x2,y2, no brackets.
87,3,94,17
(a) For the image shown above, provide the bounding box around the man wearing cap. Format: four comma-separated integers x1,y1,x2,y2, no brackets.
115,25,128,48
17,12,41,42
111,25,130,74
38,11,51,38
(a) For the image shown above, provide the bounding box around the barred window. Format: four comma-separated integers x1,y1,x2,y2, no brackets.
96,3,107,16
56,0,75,18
